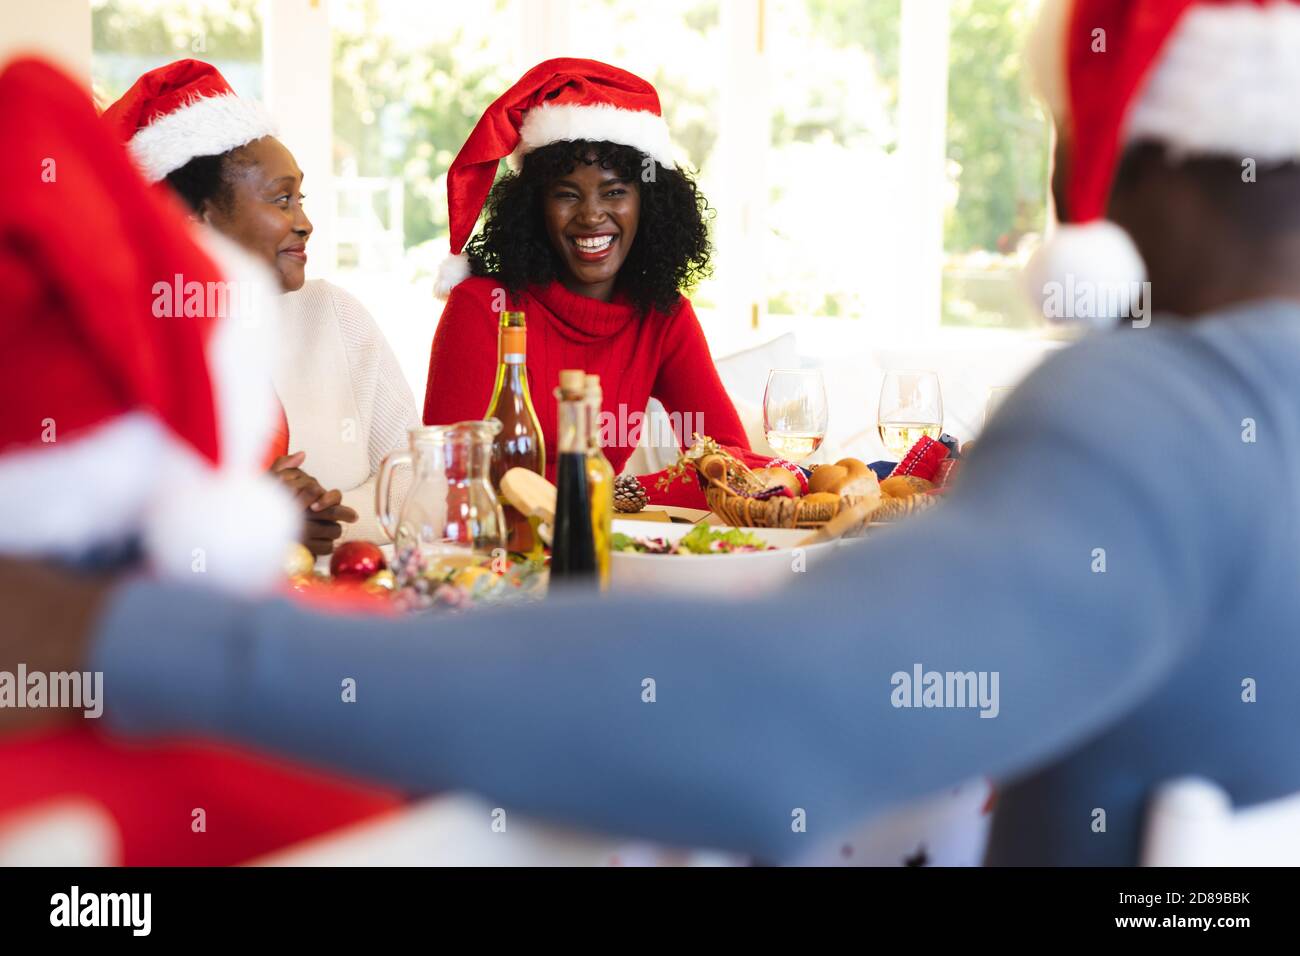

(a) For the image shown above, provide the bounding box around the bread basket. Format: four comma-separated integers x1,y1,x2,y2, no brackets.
656,436,941,531
702,475,872,529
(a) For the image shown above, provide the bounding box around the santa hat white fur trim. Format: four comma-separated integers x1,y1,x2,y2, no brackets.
1125,4,1300,162
1030,1,1300,160
0,413,299,594
507,102,676,172
0,231,299,593
197,231,283,472
0,413,165,556
144,454,299,593
129,92,276,184
1024,220,1147,331
160,228,301,592
434,251,472,300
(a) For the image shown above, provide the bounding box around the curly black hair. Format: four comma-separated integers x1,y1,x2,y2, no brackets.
464,139,713,317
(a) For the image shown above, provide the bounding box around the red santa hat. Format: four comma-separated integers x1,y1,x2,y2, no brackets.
436,58,675,298
102,58,276,184
1025,0,1300,328
0,56,297,593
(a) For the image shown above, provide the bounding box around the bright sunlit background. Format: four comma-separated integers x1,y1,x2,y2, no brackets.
4,0,1061,458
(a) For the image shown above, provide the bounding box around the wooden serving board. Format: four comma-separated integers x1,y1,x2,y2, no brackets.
651,506,720,525
612,510,673,523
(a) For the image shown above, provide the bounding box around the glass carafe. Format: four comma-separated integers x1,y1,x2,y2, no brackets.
377,421,506,583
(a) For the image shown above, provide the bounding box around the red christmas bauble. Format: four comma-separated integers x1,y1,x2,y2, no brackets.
329,541,387,581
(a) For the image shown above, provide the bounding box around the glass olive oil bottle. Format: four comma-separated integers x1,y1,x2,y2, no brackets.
484,310,544,556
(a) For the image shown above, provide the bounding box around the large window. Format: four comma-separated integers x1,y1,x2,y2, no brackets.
765,0,901,320
561,0,725,308
331,0,522,274
942,0,1050,330
91,0,262,107
93,0,1054,339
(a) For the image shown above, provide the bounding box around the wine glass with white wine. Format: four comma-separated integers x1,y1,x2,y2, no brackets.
763,369,828,463
877,370,943,460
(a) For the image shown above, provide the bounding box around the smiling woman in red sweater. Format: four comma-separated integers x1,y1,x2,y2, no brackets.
422,59,750,492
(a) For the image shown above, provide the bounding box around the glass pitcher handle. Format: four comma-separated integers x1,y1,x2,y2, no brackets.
375,449,413,543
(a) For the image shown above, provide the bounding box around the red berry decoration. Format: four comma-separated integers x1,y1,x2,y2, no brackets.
330,541,387,582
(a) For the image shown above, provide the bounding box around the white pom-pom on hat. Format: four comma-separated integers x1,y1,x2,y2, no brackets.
1023,221,1147,331
434,251,472,300
143,465,299,594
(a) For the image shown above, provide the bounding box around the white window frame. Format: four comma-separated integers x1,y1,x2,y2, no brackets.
263,0,336,272
74,0,1009,337
529,0,954,335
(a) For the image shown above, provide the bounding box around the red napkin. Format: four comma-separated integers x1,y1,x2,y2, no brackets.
890,435,949,482
640,445,784,510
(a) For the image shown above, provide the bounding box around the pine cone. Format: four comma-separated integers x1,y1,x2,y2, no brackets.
614,474,649,513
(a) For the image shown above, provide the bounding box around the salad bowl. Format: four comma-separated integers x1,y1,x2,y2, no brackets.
608,519,853,597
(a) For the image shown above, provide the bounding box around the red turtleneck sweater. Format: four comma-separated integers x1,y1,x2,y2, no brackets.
422,277,750,496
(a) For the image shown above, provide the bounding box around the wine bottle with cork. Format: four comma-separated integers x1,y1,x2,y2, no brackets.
484,310,545,555
584,374,614,590
551,369,597,585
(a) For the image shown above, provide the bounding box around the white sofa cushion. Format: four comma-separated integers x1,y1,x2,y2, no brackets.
714,332,800,407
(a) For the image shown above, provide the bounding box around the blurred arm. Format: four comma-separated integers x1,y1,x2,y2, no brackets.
91,330,1254,860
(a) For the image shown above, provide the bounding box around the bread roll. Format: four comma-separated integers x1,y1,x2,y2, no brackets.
835,457,870,478
809,464,848,494
836,472,880,497
880,475,934,498
754,466,802,495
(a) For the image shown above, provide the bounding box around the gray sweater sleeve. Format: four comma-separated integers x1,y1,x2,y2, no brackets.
89,326,1258,861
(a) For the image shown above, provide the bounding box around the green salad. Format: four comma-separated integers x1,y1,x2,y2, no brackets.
611,524,773,555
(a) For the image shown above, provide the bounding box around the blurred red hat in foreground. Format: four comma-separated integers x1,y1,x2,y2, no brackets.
1026,0,1300,327
0,56,296,592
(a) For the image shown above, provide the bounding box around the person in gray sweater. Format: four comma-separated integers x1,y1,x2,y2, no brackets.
57,294,1297,865
13,269,1300,864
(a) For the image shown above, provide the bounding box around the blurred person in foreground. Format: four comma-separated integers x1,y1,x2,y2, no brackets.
0,57,400,865
8,0,1300,865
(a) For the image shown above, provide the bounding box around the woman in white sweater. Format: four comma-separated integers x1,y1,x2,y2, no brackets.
275,279,418,544
104,60,419,551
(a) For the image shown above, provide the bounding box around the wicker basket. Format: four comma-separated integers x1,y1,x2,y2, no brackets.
671,443,940,530
704,482,873,529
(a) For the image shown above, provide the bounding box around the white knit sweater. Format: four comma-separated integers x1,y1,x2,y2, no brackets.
274,279,420,544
